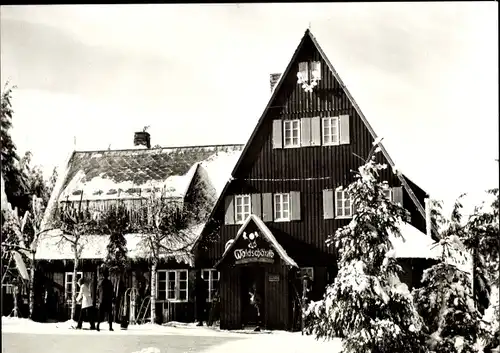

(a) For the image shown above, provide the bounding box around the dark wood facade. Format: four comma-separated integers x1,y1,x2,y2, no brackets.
195,29,430,330
36,258,198,324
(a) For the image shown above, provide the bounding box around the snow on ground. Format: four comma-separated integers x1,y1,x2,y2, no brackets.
200,331,342,353
1,317,342,352
1,317,237,337
0,318,280,338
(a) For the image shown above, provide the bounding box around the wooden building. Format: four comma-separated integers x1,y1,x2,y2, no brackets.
36,138,244,323
193,29,439,331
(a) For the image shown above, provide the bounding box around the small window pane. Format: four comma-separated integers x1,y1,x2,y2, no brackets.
158,272,166,281
168,272,176,281
179,290,187,301
179,271,187,281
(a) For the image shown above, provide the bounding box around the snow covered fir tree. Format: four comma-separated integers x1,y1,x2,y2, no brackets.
305,151,428,353
412,197,485,353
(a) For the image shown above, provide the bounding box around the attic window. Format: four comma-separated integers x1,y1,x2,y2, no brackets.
311,61,321,80
93,190,104,196
298,62,309,81
126,188,141,194
107,189,118,195
297,61,321,93
72,190,83,196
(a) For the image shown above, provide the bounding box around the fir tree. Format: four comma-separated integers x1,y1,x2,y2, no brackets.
1,83,29,217
305,153,428,353
412,197,485,353
463,188,499,313
462,188,499,351
101,203,130,274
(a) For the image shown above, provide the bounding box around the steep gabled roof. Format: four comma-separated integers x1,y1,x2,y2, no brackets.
215,214,298,268
42,144,244,229
194,28,430,251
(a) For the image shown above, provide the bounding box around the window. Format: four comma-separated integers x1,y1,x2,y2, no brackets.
235,195,251,224
311,61,321,81
283,120,301,148
65,272,83,303
335,189,353,218
158,270,188,302
274,193,290,221
202,269,220,302
298,62,309,81
382,188,393,201
322,117,339,145
298,61,321,81
300,267,314,281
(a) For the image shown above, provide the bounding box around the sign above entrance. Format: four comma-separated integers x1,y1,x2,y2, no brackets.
234,248,275,264
232,231,276,264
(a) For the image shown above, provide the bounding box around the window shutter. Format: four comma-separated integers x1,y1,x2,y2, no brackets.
251,193,262,218
323,189,334,219
290,191,301,221
339,114,350,145
262,193,273,222
301,118,312,147
393,187,403,206
272,120,283,149
224,196,235,225
311,117,321,146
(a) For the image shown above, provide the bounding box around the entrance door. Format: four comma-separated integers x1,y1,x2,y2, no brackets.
241,266,265,327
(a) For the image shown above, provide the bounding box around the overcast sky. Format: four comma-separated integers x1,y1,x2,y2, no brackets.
1,3,498,210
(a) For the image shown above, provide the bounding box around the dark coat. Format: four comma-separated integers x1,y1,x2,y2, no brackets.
196,275,208,306
98,278,115,306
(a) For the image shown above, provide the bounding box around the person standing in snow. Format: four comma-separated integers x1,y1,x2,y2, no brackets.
208,288,220,327
76,278,96,330
96,267,115,331
195,271,208,326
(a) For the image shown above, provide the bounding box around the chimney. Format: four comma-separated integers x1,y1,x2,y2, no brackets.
270,73,282,92
134,131,151,149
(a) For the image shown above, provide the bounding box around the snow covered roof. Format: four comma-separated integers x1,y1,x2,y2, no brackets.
42,144,244,228
35,225,206,266
389,221,441,259
215,214,298,268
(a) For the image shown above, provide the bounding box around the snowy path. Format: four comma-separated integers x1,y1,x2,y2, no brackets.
1,318,343,353
2,332,241,353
